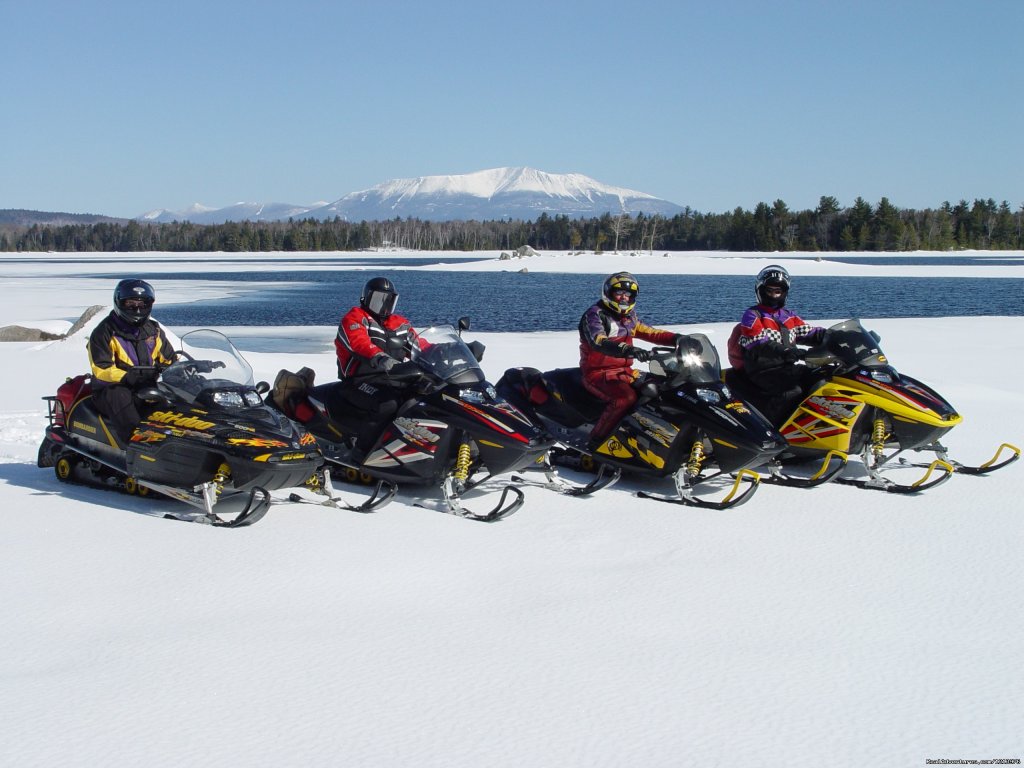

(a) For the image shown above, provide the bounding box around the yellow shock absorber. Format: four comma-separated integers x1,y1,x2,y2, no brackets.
686,440,706,477
871,418,888,458
453,442,472,482
213,462,231,496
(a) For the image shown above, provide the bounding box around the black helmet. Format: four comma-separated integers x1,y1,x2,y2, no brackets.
601,272,639,314
360,276,399,321
755,264,791,309
113,278,156,326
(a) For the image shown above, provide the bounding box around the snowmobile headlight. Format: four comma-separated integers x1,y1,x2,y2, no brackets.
460,388,490,404
243,391,263,407
695,388,721,404
211,390,245,408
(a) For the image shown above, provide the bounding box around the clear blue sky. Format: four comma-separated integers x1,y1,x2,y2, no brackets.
3,0,1022,218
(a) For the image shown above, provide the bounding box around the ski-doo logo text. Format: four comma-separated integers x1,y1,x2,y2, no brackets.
148,411,215,430
808,397,856,421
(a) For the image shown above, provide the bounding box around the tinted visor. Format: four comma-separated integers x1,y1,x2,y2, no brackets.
367,290,398,318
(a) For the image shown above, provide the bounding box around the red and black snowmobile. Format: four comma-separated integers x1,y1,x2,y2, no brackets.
268,322,596,522
38,329,328,527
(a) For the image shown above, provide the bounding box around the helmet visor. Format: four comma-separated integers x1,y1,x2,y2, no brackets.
367,290,398,318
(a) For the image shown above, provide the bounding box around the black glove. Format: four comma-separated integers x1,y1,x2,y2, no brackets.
782,347,802,364
190,360,226,374
631,347,652,363
372,353,396,372
122,366,158,388
675,334,703,355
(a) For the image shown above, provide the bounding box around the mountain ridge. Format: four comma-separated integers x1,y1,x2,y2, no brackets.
136,167,684,224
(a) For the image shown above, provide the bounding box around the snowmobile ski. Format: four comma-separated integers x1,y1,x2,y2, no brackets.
835,456,955,494
413,477,524,522
637,468,761,510
761,449,848,489
287,469,396,513
899,441,1020,476
511,455,621,497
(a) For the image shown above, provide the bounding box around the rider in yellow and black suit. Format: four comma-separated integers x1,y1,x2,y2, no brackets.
88,279,176,442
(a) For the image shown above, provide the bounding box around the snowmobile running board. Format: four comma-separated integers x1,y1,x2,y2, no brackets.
511,461,621,497
637,468,761,510
761,450,848,489
287,470,396,513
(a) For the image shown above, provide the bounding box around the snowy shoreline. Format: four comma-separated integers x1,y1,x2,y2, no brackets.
1,254,1021,767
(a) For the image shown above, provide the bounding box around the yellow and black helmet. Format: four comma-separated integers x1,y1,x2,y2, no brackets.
601,272,639,314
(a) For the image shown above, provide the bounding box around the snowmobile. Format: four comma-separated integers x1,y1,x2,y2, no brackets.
268,322,592,523
495,335,788,509
38,329,331,527
725,319,1020,493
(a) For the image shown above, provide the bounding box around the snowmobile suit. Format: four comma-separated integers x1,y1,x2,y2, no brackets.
87,312,176,441
729,305,826,424
333,305,423,440
578,302,677,442
335,306,419,378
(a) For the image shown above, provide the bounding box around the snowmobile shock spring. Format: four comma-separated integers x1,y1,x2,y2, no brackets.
871,418,888,458
686,440,706,477
453,442,472,482
213,462,231,496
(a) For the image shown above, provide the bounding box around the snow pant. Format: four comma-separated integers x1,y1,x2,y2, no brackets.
328,379,412,452
582,368,638,442
734,368,820,427
91,384,142,444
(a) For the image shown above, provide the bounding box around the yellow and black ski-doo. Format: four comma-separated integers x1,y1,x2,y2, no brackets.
38,330,326,526
726,319,1019,493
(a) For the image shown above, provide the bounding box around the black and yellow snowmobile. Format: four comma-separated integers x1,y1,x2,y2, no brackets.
38,329,329,527
726,319,1020,493
496,334,788,509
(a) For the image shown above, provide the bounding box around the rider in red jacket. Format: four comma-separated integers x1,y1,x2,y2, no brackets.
330,277,423,431
578,272,681,451
335,276,419,378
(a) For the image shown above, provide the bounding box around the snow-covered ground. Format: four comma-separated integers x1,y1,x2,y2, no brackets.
1,251,1022,767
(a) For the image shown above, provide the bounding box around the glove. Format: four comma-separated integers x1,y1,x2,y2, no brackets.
631,347,652,363
782,347,802,364
675,334,703,355
122,367,157,388
372,353,396,372
190,360,226,374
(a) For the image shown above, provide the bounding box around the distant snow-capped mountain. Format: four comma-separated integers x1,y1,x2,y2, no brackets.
311,167,684,221
138,201,324,225
134,167,684,223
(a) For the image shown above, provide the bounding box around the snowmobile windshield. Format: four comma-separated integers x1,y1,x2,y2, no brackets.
159,329,257,405
409,325,485,386
824,320,887,368
649,333,720,386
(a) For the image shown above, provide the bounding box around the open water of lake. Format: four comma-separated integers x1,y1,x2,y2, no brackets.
145,269,1022,334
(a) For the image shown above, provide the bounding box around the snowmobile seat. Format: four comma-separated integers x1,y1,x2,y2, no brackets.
539,368,606,426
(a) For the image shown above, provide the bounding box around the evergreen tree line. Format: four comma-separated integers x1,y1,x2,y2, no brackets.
2,196,1021,253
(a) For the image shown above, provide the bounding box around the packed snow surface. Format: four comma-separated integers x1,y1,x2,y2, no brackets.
1,250,1021,767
